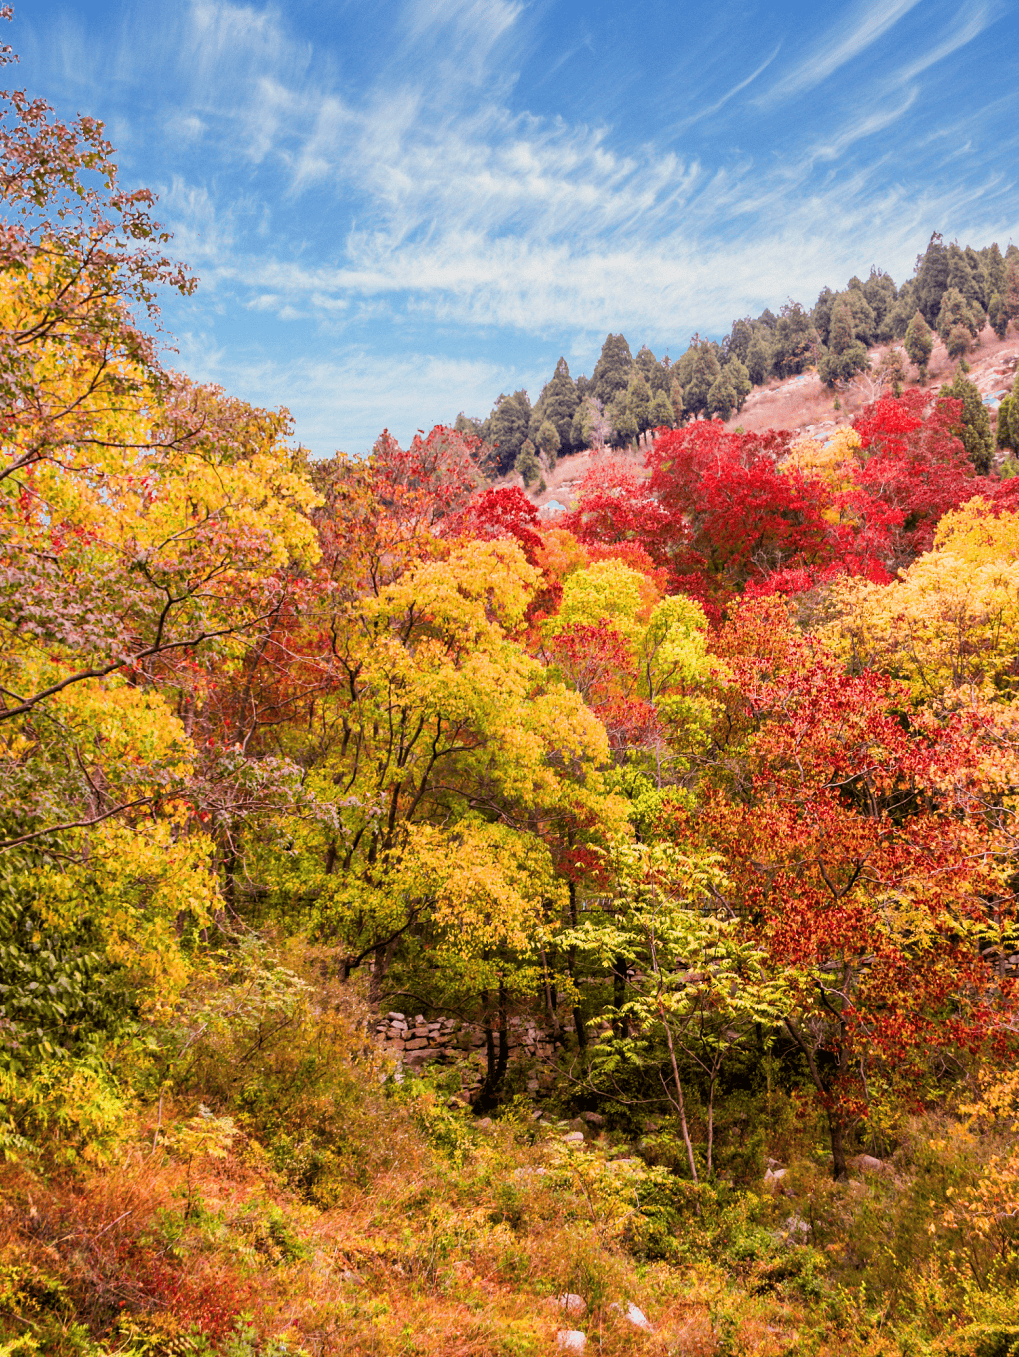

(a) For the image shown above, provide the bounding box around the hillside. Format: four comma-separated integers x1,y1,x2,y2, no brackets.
510,325,1018,515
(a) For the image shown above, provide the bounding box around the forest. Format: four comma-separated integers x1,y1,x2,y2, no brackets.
459,238,1019,482
4,31,1019,1357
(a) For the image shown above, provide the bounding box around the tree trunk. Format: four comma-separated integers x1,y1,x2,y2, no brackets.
567,881,587,1047
662,1019,698,1184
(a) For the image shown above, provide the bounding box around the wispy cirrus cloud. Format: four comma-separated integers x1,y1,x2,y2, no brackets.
756,0,923,105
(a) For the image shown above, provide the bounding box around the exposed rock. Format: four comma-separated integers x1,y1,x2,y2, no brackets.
850,1154,885,1174
764,1167,787,1187
580,1112,605,1125
561,1131,585,1144
556,1332,586,1353
610,1301,652,1332
553,1294,586,1317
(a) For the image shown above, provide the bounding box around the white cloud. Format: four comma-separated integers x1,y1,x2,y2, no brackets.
757,0,923,105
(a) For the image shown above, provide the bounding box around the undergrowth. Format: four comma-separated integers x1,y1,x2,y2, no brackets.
1,945,1017,1357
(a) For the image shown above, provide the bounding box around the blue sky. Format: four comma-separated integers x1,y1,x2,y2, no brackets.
14,0,1019,455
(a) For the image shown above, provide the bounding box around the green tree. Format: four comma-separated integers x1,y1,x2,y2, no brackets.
515,439,540,487
914,231,949,325
536,419,561,470
904,309,934,382
725,317,754,364
592,333,634,406
680,338,722,416
531,356,580,454
625,370,653,435
727,357,751,412
940,369,994,474
649,388,674,429
706,370,737,421
937,287,981,343
487,390,532,474
863,266,897,332
746,330,771,386
997,395,1015,451
984,242,1007,299
946,324,972,362
771,301,816,378
812,287,836,346
988,292,1009,341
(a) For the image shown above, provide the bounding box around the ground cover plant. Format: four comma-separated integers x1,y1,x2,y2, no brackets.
3,20,1019,1356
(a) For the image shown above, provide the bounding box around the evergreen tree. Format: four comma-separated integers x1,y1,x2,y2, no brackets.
984,242,1007,298
592,333,634,405
883,280,916,340
670,374,685,421
843,287,877,346
681,339,721,416
936,287,981,342
771,301,816,378
946,324,971,362
988,292,1009,341
536,418,561,470
725,318,754,364
940,369,993,474
746,331,770,386
914,232,950,325
649,388,674,429
535,356,580,453
812,287,836,346
1006,258,1019,324
488,390,532,474
625,370,653,436
727,356,752,412
997,395,1015,451
514,439,540,487
829,296,856,354
863,266,897,331
706,370,738,421
904,310,934,383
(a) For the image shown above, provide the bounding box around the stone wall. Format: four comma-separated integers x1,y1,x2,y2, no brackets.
374,1011,558,1094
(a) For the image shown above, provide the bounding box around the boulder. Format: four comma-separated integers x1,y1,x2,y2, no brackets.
561,1131,585,1144
610,1301,652,1332
850,1154,885,1174
580,1112,605,1125
763,1167,787,1188
556,1331,586,1352
554,1294,586,1316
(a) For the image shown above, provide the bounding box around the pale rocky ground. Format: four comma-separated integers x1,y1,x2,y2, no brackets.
499,325,1019,515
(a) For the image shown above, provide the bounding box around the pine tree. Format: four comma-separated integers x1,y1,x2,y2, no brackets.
488,390,532,474
746,331,770,386
936,287,981,342
904,310,934,382
625,371,653,435
536,419,561,470
592,334,634,405
649,388,674,429
914,232,949,325
537,357,580,453
727,357,751,412
706,370,738,421
988,293,1009,341
984,242,1007,298
514,439,540,487
940,369,993,473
